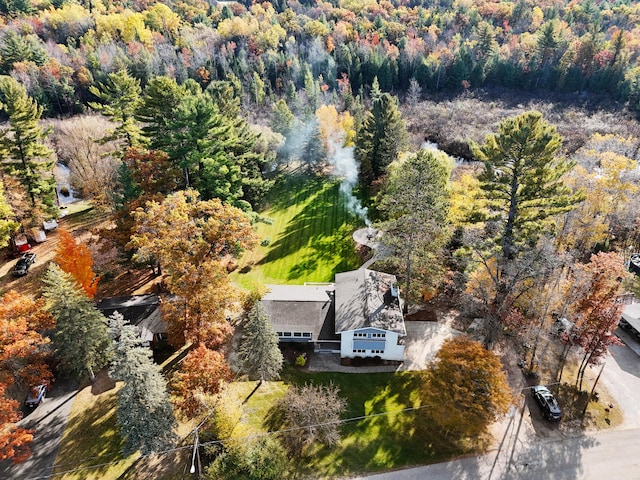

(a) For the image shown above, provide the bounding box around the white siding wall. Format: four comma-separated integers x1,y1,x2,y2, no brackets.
340,329,405,362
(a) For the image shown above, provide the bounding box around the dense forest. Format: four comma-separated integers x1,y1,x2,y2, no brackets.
1,0,639,117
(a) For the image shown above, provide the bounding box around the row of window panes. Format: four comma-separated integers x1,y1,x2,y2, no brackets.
277,332,312,338
352,349,385,354
354,332,386,338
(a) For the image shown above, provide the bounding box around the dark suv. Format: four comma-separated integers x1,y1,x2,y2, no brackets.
12,253,36,277
532,385,562,421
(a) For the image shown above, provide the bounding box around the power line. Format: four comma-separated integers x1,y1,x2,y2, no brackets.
30,403,435,479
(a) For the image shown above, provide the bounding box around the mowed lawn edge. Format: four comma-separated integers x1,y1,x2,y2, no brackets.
232,174,363,289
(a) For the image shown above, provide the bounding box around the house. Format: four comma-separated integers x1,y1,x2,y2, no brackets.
96,294,168,348
334,269,406,362
261,268,406,362
261,283,338,350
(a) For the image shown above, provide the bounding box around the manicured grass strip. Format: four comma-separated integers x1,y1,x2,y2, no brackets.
51,383,137,480
232,175,363,289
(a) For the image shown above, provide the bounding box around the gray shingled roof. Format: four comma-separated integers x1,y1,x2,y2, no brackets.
335,269,405,335
261,285,335,340
96,294,167,342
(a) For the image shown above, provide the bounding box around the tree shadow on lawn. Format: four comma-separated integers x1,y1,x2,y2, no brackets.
51,390,125,479
281,371,458,476
257,178,361,281
263,172,325,212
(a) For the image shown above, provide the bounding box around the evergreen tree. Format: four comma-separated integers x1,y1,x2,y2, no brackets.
0,76,57,225
302,122,327,174
237,302,283,381
378,149,452,306
354,92,407,187
0,32,46,74
89,70,142,149
0,182,19,248
270,99,294,137
472,111,584,260
108,313,177,456
42,264,111,380
135,76,185,151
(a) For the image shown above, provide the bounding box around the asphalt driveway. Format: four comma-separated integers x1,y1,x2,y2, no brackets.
0,381,78,480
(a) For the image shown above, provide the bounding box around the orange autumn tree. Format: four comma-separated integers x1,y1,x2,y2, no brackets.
0,291,55,463
171,344,233,419
54,228,100,298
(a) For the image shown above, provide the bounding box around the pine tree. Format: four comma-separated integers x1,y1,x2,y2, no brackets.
472,111,585,260
0,182,19,248
237,302,283,381
0,76,57,225
270,99,294,137
354,92,407,187
378,149,452,305
135,76,186,151
108,313,177,455
42,264,111,380
302,122,327,174
89,70,142,149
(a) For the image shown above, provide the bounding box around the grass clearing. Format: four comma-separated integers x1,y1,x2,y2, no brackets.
555,362,623,430
51,381,137,480
232,174,363,289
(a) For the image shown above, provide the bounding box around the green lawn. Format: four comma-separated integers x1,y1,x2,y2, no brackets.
233,368,461,478
51,383,137,480
232,174,364,289
51,367,469,480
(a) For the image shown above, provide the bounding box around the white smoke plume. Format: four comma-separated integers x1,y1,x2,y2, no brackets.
328,142,370,226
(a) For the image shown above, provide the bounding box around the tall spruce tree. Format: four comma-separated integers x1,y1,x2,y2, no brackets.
42,264,111,380
89,70,142,149
0,76,57,225
108,313,177,455
354,92,407,187
237,302,283,381
472,111,584,260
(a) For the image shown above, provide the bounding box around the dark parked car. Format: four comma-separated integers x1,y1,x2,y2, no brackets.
12,252,36,277
25,384,47,408
532,385,562,421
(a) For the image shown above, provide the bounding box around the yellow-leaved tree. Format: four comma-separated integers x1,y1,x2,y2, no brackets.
128,189,257,348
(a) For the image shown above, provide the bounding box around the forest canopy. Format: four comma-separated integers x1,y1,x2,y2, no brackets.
0,0,638,118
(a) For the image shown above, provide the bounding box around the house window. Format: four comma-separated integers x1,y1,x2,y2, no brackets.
302,333,312,338
354,332,368,338
352,349,366,353
294,332,302,337
277,332,283,336
372,349,384,354
372,333,386,338
283,332,292,337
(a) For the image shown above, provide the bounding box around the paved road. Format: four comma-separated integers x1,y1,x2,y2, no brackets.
347,427,640,480
0,381,78,480
347,340,640,480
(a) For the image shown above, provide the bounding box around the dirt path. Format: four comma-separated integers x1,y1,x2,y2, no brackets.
0,204,160,299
